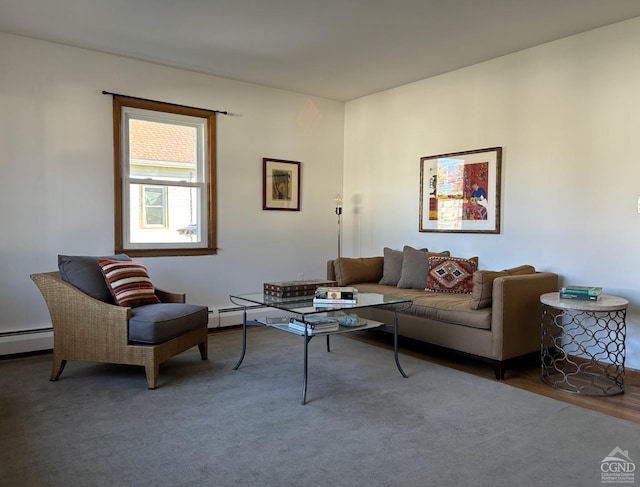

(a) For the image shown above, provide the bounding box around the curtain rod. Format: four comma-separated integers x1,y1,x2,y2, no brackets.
101,90,228,115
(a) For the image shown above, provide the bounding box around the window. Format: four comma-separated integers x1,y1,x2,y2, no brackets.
142,186,167,228
112,95,217,256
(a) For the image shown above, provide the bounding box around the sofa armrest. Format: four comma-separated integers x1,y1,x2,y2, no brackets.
490,272,559,360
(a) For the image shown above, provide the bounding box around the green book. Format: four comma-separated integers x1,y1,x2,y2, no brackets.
560,286,602,296
559,292,599,301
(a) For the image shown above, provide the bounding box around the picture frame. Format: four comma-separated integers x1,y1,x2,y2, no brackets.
419,147,502,233
263,158,301,211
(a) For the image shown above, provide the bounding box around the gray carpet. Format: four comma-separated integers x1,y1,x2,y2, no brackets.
1,327,638,487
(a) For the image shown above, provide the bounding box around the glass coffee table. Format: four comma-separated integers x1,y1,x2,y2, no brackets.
229,292,412,404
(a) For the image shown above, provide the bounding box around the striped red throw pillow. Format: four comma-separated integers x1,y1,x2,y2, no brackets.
98,259,160,307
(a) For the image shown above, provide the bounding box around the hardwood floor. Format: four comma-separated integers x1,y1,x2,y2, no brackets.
346,329,640,425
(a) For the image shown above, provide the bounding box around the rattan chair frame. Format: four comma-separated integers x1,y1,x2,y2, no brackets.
30,271,208,389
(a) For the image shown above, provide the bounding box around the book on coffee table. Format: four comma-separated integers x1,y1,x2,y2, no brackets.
313,298,357,305
264,279,338,299
288,316,340,333
254,316,294,325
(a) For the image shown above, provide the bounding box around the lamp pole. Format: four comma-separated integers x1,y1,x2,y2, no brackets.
335,194,343,258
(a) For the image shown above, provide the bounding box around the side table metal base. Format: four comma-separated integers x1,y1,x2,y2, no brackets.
540,293,628,397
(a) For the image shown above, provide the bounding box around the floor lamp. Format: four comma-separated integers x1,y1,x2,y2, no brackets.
335,194,343,258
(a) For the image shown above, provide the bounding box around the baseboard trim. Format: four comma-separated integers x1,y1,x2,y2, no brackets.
0,309,258,359
0,329,54,358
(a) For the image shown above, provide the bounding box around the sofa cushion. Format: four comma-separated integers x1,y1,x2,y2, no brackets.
353,283,491,330
397,247,451,289
504,265,536,276
426,256,478,294
470,270,507,310
378,247,405,286
334,257,383,286
470,265,536,310
411,291,491,329
58,254,131,303
129,303,208,344
98,259,161,308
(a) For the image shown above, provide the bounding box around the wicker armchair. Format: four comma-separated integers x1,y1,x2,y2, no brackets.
30,271,208,389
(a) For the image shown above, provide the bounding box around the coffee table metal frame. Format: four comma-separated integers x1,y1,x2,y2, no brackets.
229,292,411,404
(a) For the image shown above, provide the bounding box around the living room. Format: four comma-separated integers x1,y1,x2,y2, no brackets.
1,3,639,368
2,2,640,485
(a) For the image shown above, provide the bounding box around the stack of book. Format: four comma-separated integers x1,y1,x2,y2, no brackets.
288,316,340,334
263,279,337,302
313,286,358,305
254,316,294,325
560,285,603,301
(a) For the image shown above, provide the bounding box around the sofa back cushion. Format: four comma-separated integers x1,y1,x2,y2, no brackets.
333,257,383,286
470,270,507,310
469,265,536,310
503,265,536,276
58,254,131,303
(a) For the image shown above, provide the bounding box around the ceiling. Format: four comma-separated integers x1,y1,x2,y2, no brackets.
1,0,640,101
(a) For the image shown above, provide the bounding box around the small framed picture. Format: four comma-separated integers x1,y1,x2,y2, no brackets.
263,158,301,211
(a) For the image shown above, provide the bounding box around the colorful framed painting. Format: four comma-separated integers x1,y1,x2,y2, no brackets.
419,147,502,233
263,158,301,211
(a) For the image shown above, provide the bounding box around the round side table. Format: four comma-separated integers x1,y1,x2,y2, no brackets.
540,292,628,396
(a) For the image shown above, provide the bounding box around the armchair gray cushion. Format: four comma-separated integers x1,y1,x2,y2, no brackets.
129,303,209,344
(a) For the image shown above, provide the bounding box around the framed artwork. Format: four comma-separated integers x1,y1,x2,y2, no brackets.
419,147,502,233
263,158,301,211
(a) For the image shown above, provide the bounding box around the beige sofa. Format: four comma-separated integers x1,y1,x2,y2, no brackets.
326,251,558,379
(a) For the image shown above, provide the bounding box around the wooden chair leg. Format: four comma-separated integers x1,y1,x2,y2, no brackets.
145,363,159,389
50,357,67,381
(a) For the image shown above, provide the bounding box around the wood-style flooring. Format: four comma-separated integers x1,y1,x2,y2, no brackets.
347,329,640,425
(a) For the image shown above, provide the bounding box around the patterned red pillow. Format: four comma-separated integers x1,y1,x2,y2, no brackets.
98,259,160,307
426,256,478,294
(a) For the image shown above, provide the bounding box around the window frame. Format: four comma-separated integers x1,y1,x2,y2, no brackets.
112,95,217,257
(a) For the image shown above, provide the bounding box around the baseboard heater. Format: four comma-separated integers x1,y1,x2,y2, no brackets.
0,327,53,338
0,327,54,359
0,308,257,358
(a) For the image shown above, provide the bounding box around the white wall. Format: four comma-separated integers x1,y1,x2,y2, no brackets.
4,18,639,370
343,17,640,368
0,33,344,350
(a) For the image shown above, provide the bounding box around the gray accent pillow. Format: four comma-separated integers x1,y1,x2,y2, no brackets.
58,254,131,303
378,247,404,286
397,246,450,289
396,246,429,289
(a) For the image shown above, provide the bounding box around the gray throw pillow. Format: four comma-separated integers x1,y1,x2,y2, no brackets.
58,254,131,302
397,246,450,289
396,246,429,289
378,247,404,286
